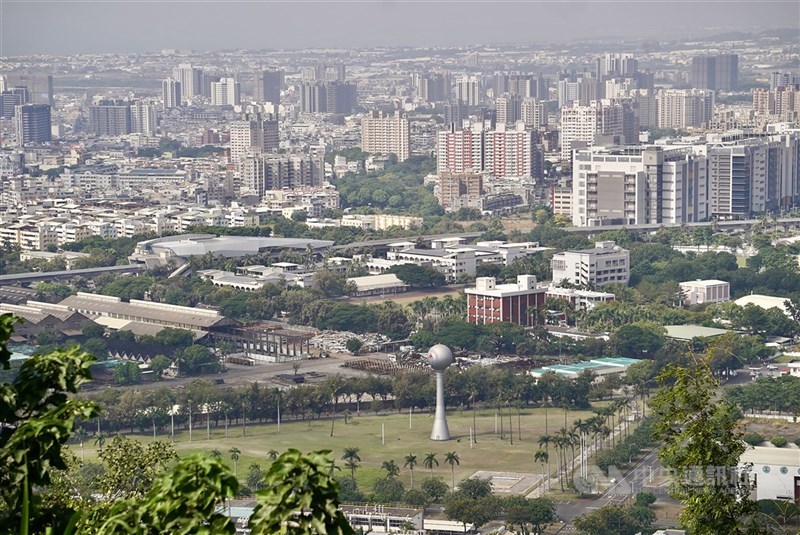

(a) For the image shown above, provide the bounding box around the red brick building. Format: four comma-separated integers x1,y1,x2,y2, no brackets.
465,275,546,327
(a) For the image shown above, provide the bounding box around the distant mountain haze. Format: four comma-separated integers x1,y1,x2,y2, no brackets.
1,1,797,55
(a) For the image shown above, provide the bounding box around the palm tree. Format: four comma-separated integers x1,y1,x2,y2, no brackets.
423,452,439,473
229,447,241,477
534,449,549,492
444,452,460,489
267,449,279,461
618,398,631,437
538,434,552,489
74,427,88,461
210,448,222,459
93,433,106,452
381,459,400,479
403,454,418,489
342,447,361,483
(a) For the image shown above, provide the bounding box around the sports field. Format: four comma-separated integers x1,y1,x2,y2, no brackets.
76,406,600,491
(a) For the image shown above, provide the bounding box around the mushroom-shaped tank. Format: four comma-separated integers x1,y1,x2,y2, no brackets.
427,344,454,371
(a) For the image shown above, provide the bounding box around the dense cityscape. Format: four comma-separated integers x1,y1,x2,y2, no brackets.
1,2,800,534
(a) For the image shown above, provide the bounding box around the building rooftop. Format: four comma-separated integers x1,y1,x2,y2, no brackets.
680,279,729,287
734,294,790,315
59,292,230,329
142,235,334,258
664,324,730,340
739,445,800,467
347,273,407,292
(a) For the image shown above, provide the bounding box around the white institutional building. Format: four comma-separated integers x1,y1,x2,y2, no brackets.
571,145,708,227
679,279,730,306
551,241,630,287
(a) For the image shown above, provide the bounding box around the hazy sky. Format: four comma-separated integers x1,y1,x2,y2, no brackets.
1,1,798,56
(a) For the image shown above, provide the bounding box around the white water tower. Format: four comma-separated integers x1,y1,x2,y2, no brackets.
428,344,454,441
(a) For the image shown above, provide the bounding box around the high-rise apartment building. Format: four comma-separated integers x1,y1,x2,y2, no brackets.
752,87,798,120
300,81,357,114
443,100,467,129
172,64,203,99
495,93,522,125
656,89,714,129
2,74,54,106
253,70,283,107
691,56,716,91
0,87,28,118
211,78,240,106
437,171,484,210
456,76,481,106
361,111,410,162
521,98,547,128
324,81,357,115
769,71,798,91
162,78,182,109
130,101,157,136
15,104,51,146
559,100,637,161
436,123,485,174
596,53,638,78
241,153,324,196
557,75,599,108
202,74,220,99
495,73,548,99
484,122,542,180
630,89,658,129
229,112,279,165
89,99,131,136
413,72,451,102
571,145,708,227
692,54,738,91
715,54,739,91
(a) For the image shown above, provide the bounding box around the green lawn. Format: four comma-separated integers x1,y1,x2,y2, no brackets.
74,406,600,491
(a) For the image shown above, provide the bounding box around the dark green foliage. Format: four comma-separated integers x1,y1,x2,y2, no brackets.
770,436,787,447
742,432,765,446
420,476,449,503
334,156,441,217
389,264,446,287
651,356,770,535
0,313,101,533
248,449,355,535
610,323,666,359
112,361,142,385
443,481,501,530
371,477,405,503
502,495,556,535
345,338,362,355
402,488,429,508
94,455,238,534
594,417,656,475
573,500,656,535
727,376,800,417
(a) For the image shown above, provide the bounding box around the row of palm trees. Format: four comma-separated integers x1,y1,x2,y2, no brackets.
342,448,462,489
534,398,634,492
208,446,280,477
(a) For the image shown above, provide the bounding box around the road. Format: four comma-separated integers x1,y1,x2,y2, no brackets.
554,445,674,529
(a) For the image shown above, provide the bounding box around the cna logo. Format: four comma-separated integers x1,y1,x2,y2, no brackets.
573,464,632,495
